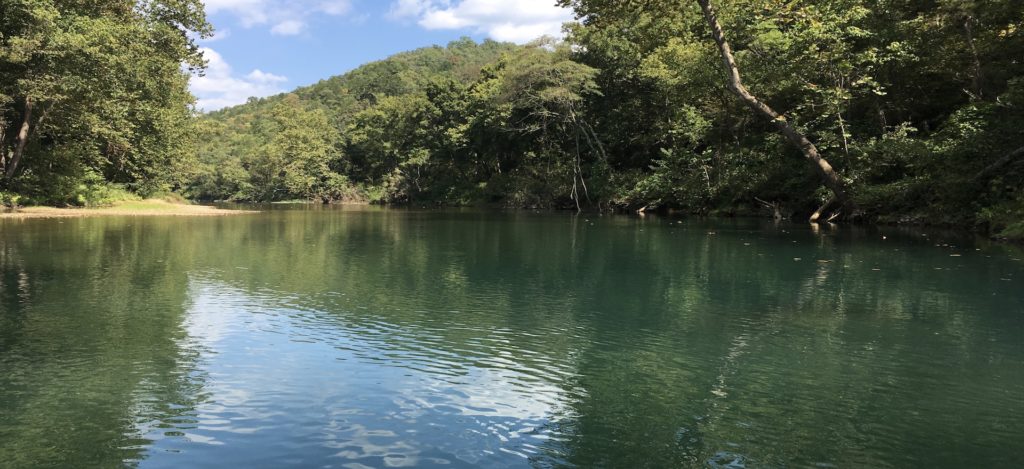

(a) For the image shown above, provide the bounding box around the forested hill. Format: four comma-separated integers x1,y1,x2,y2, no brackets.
185,1,1024,239
208,38,518,121
188,38,533,203
4,2,1023,238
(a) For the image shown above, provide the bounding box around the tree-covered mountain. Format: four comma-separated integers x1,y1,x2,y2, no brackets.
186,37,602,208
3,1,1023,238
185,0,1024,238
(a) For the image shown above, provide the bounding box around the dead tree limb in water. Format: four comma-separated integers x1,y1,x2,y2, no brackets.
755,197,784,221
696,0,853,222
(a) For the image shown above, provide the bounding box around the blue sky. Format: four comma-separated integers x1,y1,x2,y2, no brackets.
191,0,575,111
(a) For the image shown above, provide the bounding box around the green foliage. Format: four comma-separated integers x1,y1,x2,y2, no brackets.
71,174,141,207
555,0,1024,227
998,221,1024,241
0,0,211,204
7,1,1012,235
7,168,139,207
0,190,21,208
625,148,715,211
190,39,603,208
980,195,1024,240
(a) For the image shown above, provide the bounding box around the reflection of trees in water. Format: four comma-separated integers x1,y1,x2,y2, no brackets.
180,209,597,466
552,220,1024,468
1,211,1021,467
168,209,1024,467
0,219,208,468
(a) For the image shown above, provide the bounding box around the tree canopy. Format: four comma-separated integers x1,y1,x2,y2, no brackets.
3,1,1023,237
0,0,210,204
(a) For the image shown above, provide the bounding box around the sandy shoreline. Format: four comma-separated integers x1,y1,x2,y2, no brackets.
0,200,258,219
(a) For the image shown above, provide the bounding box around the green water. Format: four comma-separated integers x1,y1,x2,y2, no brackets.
1,207,1022,468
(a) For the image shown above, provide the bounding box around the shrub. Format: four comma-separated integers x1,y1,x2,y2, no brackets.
0,191,23,209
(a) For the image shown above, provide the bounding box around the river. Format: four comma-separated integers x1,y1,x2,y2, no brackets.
1,206,1022,467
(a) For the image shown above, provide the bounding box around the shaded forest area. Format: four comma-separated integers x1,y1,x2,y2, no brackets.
3,1,1023,237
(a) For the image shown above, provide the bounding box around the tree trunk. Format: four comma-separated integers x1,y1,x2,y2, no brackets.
1,141,7,177
696,0,853,222
5,97,34,180
963,15,983,99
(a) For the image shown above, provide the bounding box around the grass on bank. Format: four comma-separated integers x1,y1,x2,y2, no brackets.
1,177,256,219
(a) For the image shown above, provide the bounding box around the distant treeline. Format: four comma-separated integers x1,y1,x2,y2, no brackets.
3,1,1023,237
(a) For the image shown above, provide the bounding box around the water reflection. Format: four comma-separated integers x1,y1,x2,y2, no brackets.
148,277,575,468
0,218,207,468
0,208,1022,468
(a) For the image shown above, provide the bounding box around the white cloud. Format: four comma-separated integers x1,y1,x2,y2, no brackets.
245,69,288,83
390,0,574,43
389,0,431,18
319,0,353,15
270,19,305,36
204,0,268,26
202,0,353,33
190,48,289,111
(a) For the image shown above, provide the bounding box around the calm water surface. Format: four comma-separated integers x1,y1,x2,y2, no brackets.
1,207,1022,468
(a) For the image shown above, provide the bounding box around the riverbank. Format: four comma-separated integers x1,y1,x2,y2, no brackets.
0,200,257,219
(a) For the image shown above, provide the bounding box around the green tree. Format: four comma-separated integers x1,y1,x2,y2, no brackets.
465,40,603,209
236,95,346,202
0,0,210,203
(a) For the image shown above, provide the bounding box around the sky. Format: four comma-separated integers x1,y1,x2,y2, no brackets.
191,0,576,111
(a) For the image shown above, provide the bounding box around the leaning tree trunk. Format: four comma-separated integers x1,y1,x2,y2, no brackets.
5,97,34,180
696,0,853,222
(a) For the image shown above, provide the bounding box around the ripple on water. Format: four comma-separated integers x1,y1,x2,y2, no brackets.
3,215,1023,468
124,278,581,467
